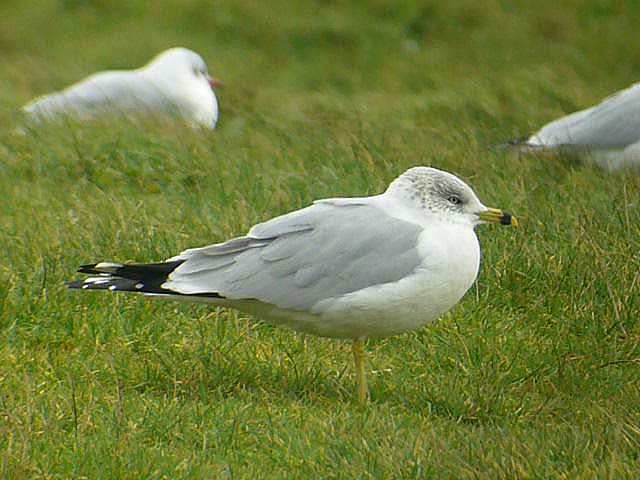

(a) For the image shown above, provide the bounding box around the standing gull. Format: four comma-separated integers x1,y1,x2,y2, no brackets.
68,167,517,404
23,47,221,129
508,81,640,170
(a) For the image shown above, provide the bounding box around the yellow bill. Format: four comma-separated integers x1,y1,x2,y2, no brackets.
477,207,519,227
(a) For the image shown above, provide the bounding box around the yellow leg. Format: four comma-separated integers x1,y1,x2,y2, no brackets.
352,339,368,405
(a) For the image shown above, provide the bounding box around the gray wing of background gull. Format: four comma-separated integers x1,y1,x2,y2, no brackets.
530,82,640,148
74,199,424,313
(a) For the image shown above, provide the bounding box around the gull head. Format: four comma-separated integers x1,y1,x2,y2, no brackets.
145,47,222,90
387,167,518,228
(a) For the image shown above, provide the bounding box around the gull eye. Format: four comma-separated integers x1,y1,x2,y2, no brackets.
447,195,462,205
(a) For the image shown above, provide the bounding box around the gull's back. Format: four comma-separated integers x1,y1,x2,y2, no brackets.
24,69,148,120
530,82,640,149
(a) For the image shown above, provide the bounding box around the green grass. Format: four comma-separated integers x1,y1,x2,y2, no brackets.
1,0,640,478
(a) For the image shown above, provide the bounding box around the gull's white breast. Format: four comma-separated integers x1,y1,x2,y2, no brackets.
242,222,481,340
311,223,480,338
138,70,218,128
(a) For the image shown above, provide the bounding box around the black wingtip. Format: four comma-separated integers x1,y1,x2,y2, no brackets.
495,135,532,150
69,260,188,295
67,280,86,290
69,259,226,299
67,275,226,298
507,135,531,146
77,263,100,274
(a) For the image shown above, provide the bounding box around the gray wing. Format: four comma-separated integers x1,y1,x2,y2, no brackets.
532,82,640,148
163,200,423,311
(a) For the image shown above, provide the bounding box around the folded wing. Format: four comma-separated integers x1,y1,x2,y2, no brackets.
163,201,423,311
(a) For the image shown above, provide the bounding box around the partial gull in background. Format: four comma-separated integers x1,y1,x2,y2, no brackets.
507,81,640,171
23,47,221,129
68,167,517,404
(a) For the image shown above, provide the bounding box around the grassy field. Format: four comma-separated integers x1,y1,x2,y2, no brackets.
1,0,639,477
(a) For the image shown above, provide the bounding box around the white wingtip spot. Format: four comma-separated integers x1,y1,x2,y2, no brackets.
85,277,111,284
96,262,123,269
108,285,117,291
135,283,144,289
96,262,122,268
82,285,89,289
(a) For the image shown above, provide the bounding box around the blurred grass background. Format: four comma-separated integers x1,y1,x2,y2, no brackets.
1,0,639,478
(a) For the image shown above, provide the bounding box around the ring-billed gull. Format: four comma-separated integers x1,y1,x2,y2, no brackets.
68,167,517,404
508,81,640,170
23,47,221,129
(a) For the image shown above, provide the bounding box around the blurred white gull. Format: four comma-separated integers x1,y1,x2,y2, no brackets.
23,47,221,129
510,81,640,171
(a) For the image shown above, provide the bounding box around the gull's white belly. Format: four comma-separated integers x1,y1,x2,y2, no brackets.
234,224,481,339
